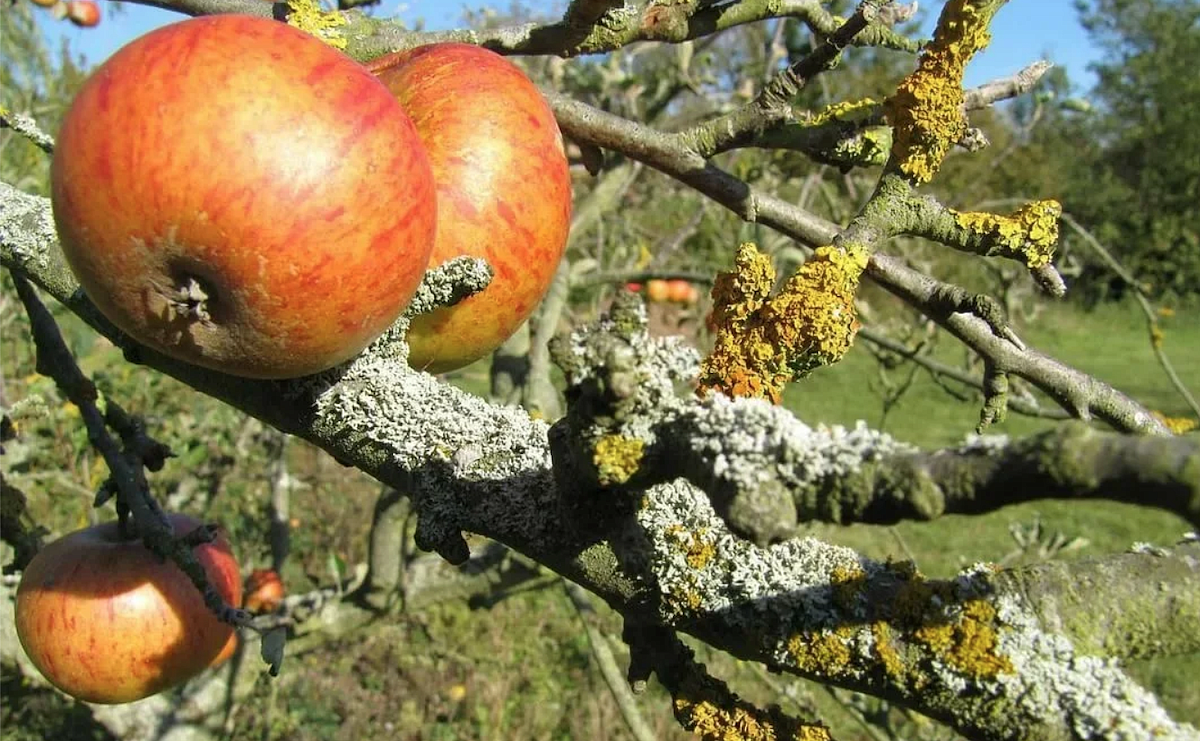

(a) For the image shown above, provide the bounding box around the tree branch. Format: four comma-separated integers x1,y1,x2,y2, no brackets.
3,179,1197,738
124,0,921,61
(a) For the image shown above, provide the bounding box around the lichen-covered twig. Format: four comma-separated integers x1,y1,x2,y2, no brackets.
542,97,1163,433
123,0,921,61
0,108,54,155
798,423,1200,526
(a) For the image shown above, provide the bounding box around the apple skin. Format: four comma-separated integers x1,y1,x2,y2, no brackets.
51,16,437,379
367,44,571,373
15,514,242,704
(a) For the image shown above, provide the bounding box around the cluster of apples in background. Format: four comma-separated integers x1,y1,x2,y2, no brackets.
18,14,571,704
27,0,101,28
628,278,702,306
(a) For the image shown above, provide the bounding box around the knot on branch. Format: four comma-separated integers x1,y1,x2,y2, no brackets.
547,292,698,518
641,0,697,43
884,0,999,183
699,243,866,403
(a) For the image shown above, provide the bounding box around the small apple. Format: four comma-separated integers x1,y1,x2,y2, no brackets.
243,568,285,614
367,44,572,373
65,0,100,27
625,282,643,293
646,279,670,303
51,16,437,378
14,513,242,704
666,279,697,304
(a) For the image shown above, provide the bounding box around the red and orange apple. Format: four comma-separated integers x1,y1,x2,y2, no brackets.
367,44,572,373
243,568,285,614
14,514,242,704
51,16,437,378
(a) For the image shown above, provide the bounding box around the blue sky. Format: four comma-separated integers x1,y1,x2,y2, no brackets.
39,1,1104,93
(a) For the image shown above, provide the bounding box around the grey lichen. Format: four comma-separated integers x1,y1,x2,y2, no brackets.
403,256,493,319
993,592,1199,740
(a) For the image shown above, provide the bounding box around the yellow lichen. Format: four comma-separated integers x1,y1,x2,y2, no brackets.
913,599,1013,679
674,694,831,741
699,243,867,403
592,434,645,485
884,0,1001,183
830,564,866,611
807,97,880,126
1152,411,1198,435
666,525,717,570
287,0,348,49
872,622,907,681
953,199,1063,267
785,628,855,676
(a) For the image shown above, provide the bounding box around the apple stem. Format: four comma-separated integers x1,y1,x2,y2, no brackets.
175,276,212,321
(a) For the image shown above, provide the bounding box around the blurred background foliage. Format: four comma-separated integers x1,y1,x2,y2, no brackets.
2,1,1197,739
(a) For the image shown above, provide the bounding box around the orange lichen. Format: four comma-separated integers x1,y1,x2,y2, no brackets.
672,676,833,741
592,434,644,485
785,627,856,676
953,199,1062,267
913,599,1013,679
871,622,907,681
700,243,867,403
884,0,1000,182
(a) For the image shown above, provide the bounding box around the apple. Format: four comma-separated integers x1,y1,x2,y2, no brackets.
367,44,572,373
646,279,670,303
211,630,239,669
666,279,697,304
14,513,242,704
65,0,100,27
243,568,285,613
51,16,437,379
624,282,643,292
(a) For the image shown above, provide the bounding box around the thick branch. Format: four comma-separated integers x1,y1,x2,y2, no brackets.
3,187,1197,737
799,422,1200,526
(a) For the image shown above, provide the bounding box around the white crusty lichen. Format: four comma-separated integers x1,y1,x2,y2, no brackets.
0,185,58,273
685,393,915,499
403,256,494,318
311,343,558,547
629,477,870,626
992,592,1199,740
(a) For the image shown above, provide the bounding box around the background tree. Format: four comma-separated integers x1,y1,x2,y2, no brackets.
2,1,1198,740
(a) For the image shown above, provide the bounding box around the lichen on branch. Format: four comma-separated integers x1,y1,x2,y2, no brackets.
286,0,348,49
953,199,1063,268
884,0,1002,183
699,242,867,403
